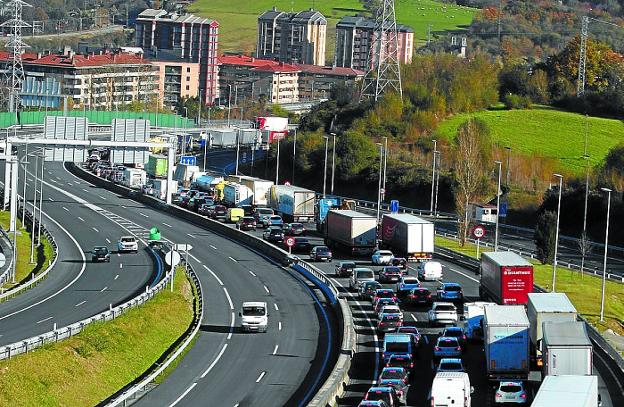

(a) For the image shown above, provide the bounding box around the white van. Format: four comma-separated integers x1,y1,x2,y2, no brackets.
430,372,473,407
240,302,268,333
349,267,375,291
417,261,443,281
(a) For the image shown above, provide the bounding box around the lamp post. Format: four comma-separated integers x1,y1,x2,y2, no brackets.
430,139,437,213
552,173,563,292
29,152,39,264
494,161,502,251
292,129,297,184
434,150,441,217
330,132,336,195
227,84,232,127
235,128,240,176
382,136,388,201
37,149,45,245
275,138,281,185
376,143,383,239
581,115,590,276
599,188,611,322
21,143,28,226
505,146,511,187
322,136,329,197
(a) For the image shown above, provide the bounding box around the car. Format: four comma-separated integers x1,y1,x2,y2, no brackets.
377,304,402,321
335,261,356,277
395,276,420,296
417,261,443,281
372,289,397,307
494,381,528,404
283,222,306,236
405,287,433,306
396,326,421,348
377,312,403,334
357,401,389,407
433,337,462,360
263,227,284,243
237,216,257,231
309,246,332,262
386,354,414,371
391,257,408,271
92,246,111,262
379,266,403,283
428,302,459,326
437,358,466,373
254,207,274,226
239,204,254,216
372,250,394,265
364,386,400,407
441,326,467,349
198,204,215,217
117,236,138,253
351,267,376,293
267,215,284,227
374,298,399,317
240,301,268,333
378,367,409,405
212,205,227,220
289,237,311,252
359,280,383,301
437,282,464,302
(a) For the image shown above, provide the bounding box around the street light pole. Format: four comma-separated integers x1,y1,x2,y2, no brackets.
376,143,383,238
292,129,297,184
227,84,232,127
29,152,39,264
581,115,590,276
382,136,388,201
505,146,511,187
275,139,281,185
235,129,240,176
494,161,502,251
21,142,28,226
430,139,437,213
552,173,563,292
434,150,441,216
37,150,45,245
322,136,329,197
600,188,611,322
331,133,336,195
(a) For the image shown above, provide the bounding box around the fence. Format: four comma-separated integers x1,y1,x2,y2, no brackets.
0,110,195,128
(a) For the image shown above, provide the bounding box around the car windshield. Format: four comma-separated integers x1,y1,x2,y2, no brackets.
257,209,272,215
357,271,375,279
242,306,265,316
413,289,430,295
384,267,401,273
444,330,463,338
440,361,463,370
270,216,281,220
366,391,390,402
341,262,356,268
316,247,330,254
438,339,458,347
94,247,108,254
436,305,456,312
386,342,409,352
500,384,522,393
403,278,419,284
377,291,394,298
242,217,255,221
388,356,411,367
121,237,135,242
445,285,462,292
381,369,404,380
270,229,283,235
291,223,303,228
398,327,418,334
379,251,393,256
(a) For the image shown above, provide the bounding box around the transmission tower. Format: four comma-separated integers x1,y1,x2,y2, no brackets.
1,0,31,113
577,15,589,97
360,0,403,103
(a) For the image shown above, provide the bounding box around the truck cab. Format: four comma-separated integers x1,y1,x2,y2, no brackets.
240,302,268,333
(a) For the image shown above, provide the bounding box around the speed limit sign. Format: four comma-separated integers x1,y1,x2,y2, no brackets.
285,237,295,247
472,225,486,239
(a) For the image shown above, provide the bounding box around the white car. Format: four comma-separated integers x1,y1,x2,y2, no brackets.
427,302,458,326
117,236,138,253
417,261,443,281
372,250,394,265
377,304,403,320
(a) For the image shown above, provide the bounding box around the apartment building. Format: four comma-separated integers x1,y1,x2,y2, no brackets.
148,49,201,107
294,64,364,101
335,16,414,71
257,7,326,66
135,8,219,105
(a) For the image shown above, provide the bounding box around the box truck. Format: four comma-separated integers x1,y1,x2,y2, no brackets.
193,174,224,193
268,184,315,223
223,183,253,207
255,116,288,145
226,175,273,206
380,214,434,261
145,155,168,178
149,179,178,200
531,375,600,407
121,168,146,189
542,321,593,377
324,210,377,255
527,293,578,367
479,252,534,305
463,301,496,341
484,305,530,380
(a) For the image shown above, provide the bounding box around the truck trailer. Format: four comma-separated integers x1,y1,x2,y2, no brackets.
484,305,530,380
324,210,377,255
268,184,315,223
531,375,600,407
542,321,593,377
121,168,146,189
225,175,273,206
145,155,168,178
380,213,434,261
480,251,534,305
223,183,253,207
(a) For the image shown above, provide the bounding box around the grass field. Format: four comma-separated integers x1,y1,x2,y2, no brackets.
436,106,624,175
189,0,477,59
0,270,194,407
435,235,624,336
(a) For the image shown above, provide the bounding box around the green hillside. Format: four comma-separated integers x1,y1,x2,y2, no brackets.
436,106,624,175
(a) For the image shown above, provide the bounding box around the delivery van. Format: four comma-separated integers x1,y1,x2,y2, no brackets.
430,372,473,407
227,207,245,223
240,302,268,333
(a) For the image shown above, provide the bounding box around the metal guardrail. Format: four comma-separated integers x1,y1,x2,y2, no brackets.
0,227,14,287
291,258,340,304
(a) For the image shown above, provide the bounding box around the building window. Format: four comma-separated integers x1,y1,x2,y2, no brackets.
187,67,191,73
186,85,190,91
186,76,190,82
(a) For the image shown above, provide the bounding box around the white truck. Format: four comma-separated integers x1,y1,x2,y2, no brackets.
527,292,578,367
240,302,268,333
542,321,593,377
223,183,253,207
226,175,274,206
121,168,146,189
268,184,315,223
430,372,473,407
173,163,200,185
532,375,600,407
463,301,495,341
380,213,434,261
149,179,178,200
324,210,377,255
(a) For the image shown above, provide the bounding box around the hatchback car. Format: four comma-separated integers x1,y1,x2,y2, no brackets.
117,236,138,253
372,289,397,306
377,305,402,321
377,312,403,334
263,227,284,243
441,326,467,349
396,276,420,296
335,261,356,277
283,222,306,236
396,326,421,348
364,386,400,407
433,337,462,360
406,287,433,306
255,207,274,226
198,204,215,217
237,216,257,231
267,215,283,227
437,282,464,302
359,281,383,301
372,250,394,265
379,266,403,283
495,381,528,404
437,358,466,373
386,354,414,371
391,257,408,270
309,246,332,262
289,237,311,253
212,205,227,220
374,298,399,317
378,367,409,405
92,246,111,263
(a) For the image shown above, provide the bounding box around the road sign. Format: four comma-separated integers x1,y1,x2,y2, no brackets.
472,225,486,239
180,155,197,165
273,133,286,141
390,200,399,213
0,253,5,269
164,250,181,267
499,202,508,218
285,237,295,247
173,244,193,251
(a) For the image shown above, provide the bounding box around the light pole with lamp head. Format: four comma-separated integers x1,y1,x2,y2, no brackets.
430,139,437,213
322,136,329,197
552,173,563,292
227,84,232,127
599,187,611,322
376,142,383,242
494,161,502,251
330,132,336,195
275,138,281,185
382,136,388,201
291,129,297,184
21,143,28,226
505,146,511,187
235,128,240,176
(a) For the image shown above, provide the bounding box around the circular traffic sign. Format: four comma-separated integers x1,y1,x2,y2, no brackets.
285,237,295,247
165,250,181,267
472,225,486,239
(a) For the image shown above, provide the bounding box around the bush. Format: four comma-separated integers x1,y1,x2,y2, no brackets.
503,93,533,109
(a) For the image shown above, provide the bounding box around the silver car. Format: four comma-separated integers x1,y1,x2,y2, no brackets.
494,381,527,404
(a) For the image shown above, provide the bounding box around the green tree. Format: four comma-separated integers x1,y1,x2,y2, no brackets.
534,210,557,264
336,129,378,179
597,141,624,192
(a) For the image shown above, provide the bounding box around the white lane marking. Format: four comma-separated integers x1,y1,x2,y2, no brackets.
228,312,235,340
114,274,119,280
62,206,69,211
263,285,270,294
106,238,111,244
78,217,84,222
55,177,61,180
168,382,197,407
27,178,33,182
139,212,149,218
256,371,266,383
228,256,237,262
248,270,257,277
446,265,480,283
117,253,121,257
278,321,282,331
74,181,80,184
187,233,193,237
100,286,108,292
273,345,279,355
274,303,279,311
200,344,228,378
49,197,54,202
99,195,107,200
74,301,86,307
223,287,234,310
121,205,127,209
25,182,29,187
411,314,418,322
36,316,53,324
119,263,123,269
163,222,172,228
203,265,223,286
210,245,217,250
82,188,88,192
92,227,99,232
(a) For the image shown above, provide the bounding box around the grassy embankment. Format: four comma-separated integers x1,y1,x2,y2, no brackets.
0,211,54,291
0,269,195,407
435,235,624,336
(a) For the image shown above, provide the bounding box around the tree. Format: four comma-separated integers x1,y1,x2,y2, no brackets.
597,141,624,192
577,231,593,279
534,210,557,264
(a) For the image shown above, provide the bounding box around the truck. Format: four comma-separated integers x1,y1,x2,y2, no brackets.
223,183,253,207
463,301,496,341
479,251,533,305
226,175,273,206
527,293,578,367
149,179,178,201
483,305,530,380
208,129,237,148
380,213,434,261
193,174,224,193
382,333,413,364
315,197,356,231
531,375,600,407
255,116,289,145
173,164,200,186
542,321,592,377
121,168,146,189
324,210,377,255
430,372,473,407
268,184,315,223
145,155,168,178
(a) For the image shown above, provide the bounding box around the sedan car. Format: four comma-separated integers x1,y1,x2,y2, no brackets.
267,215,284,227
198,204,215,217
286,237,311,253
495,381,528,404
372,289,398,307
364,386,400,407
237,216,257,231
378,367,409,405
441,326,467,349
212,205,227,220
358,401,389,407
391,257,408,271
359,281,383,301
377,312,403,334
379,266,403,283
309,246,332,262
283,222,306,236
117,236,138,253
374,298,399,317
437,282,464,302
405,287,433,306
396,326,421,348
396,276,420,296
377,305,402,321
372,250,395,265
263,227,284,243
386,354,414,371
92,246,111,263
335,261,356,277
437,358,466,373
433,337,462,360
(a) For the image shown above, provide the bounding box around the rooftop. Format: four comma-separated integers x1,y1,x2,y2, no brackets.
137,8,217,26
337,15,413,33
484,305,529,325
528,293,577,313
542,321,591,346
0,50,149,68
482,251,532,267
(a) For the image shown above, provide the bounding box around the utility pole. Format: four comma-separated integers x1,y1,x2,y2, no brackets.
331,133,336,195
494,161,502,251
581,114,590,276
577,16,589,97
434,151,440,216
430,139,437,213
427,24,432,46
382,136,388,201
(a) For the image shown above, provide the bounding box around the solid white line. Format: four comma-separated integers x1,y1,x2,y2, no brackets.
210,245,217,250
278,321,282,331
163,222,172,228
256,371,266,383
200,343,228,378
99,195,107,200
446,265,480,283
74,301,86,307
62,206,69,211
119,263,123,269
228,312,235,340
100,286,108,292
82,188,88,192
168,382,197,407
248,270,257,277
139,212,149,218
223,287,234,310
203,265,224,286
411,314,418,322
92,227,99,232
49,197,54,202
78,217,84,222
187,233,194,237
264,285,270,294
274,303,279,311
228,256,237,262
74,181,80,184
106,238,111,244
36,316,53,324
273,345,279,355
114,274,119,280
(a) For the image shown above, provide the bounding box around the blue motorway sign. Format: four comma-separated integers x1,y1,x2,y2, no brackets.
390,200,399,213
499,202,508,218
180,155,197,165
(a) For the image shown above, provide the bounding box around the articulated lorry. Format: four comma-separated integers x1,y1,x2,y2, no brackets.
380,213,434,261
225,175,273,206
223,183,253,207
268,184,315,223
480,251,533,305
542,321,593,377
324,210,377,255
532,375,600,407
484,305,530,380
